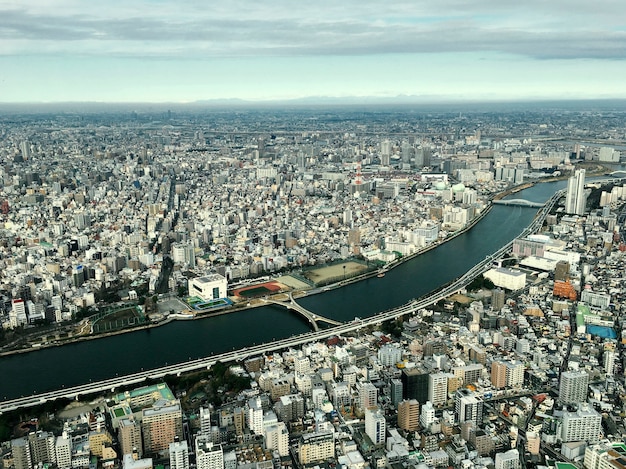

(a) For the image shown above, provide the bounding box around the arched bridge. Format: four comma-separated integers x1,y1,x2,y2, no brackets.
492,198,544,208
264,292,343,331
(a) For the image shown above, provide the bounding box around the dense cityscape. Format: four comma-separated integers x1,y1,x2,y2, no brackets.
1,102,626,469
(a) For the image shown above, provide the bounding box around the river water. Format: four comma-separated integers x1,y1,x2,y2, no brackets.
0,180,569,400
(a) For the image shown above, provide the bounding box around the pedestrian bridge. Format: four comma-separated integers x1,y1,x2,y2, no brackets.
492,198,544,208
264,292,343,331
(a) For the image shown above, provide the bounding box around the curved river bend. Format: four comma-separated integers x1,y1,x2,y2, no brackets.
0,181,567,400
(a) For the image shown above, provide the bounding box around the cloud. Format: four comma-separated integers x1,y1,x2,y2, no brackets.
1,0,625,60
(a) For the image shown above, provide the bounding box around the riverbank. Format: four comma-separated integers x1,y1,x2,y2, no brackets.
0,183,542,358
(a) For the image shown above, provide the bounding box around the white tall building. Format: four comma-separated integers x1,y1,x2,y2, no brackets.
357,382,378,410
55,434,72,469
420,401,436,430
200,407,212,435
428,373,449,407
169,441,189,469
365,407,386,445
265,422,289,457
247,397,264,436
455,389,483,427
196,436,223,469
189,274,227,301
561,404,602,443
495,449,520,469
565,168,587,215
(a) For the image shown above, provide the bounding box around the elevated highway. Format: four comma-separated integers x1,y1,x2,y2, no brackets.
0,190,563,414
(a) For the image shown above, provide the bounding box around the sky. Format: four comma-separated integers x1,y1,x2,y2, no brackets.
1,0,626,103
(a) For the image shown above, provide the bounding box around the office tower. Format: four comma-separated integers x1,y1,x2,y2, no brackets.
559,371,589,404
397,399,420,431
401,368,429,403
455,389,483,427
119,418,143,458
390,379,403,408
169,441,189,469
20,141,31,160
195,436,223,469
264,422,289,457
565,169,586,215
141,401,183,455
11,437,32,469
495,449,520,469
428,373,449,407
561,404,602,443
365,407,386,445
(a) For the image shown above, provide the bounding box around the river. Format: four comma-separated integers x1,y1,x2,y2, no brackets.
0,180,569,400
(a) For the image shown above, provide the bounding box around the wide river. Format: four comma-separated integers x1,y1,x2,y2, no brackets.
0,180,568,400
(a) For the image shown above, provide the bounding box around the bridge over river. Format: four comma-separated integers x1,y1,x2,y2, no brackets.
263,292,343,331
492,198,544,208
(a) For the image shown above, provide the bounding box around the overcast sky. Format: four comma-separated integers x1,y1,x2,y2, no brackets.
1,0,626,103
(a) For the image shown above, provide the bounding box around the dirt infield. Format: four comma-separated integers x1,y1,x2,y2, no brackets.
303,261,368,285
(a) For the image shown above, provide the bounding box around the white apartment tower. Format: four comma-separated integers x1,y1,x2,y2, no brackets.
565,168,587,215
365,407,386,445
195,436,224,469
169,441,189,469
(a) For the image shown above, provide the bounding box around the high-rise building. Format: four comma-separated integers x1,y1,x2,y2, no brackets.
398,399,420,431
365,407,386,445
390,379,403,408
428,373,449,407
401,368,429,403
491,288,505,311
357,382,378,411
55,434,72,469
491,361,507,389
495,449,520,469
28,431,56,466
565,169,587,215
420,401,436,430
264,422,289,457
195,436,223,469
298,432,334,465
169,441,189,469
11,437,32,469
561,404,602,443
141,401,183,456
247,396,264,435
559,371,589,404
118,418,143,457
455,389,483,427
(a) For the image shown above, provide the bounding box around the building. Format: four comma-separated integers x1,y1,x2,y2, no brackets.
561,404,602,443
484,267,526,290
169,441,189,469
559,370,589,405
584,441,626,469
118,418,143,458
455,389,483,427
264,422,289,457
195,436,223,469
55,434,72,469
188,274,227,301
397,399,419,432
565,168,587,215
365,407,387,445
401,367,429,403
247,396,264,435
420,401,436,430
491,360,524,389
357,382,378,411
298,432,335,465
390,379,403,408
141,401,183,456
428,372,449,407
495,449,520,469
11,437,32,469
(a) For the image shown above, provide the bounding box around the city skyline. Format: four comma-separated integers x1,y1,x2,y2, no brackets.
2,0,626,103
